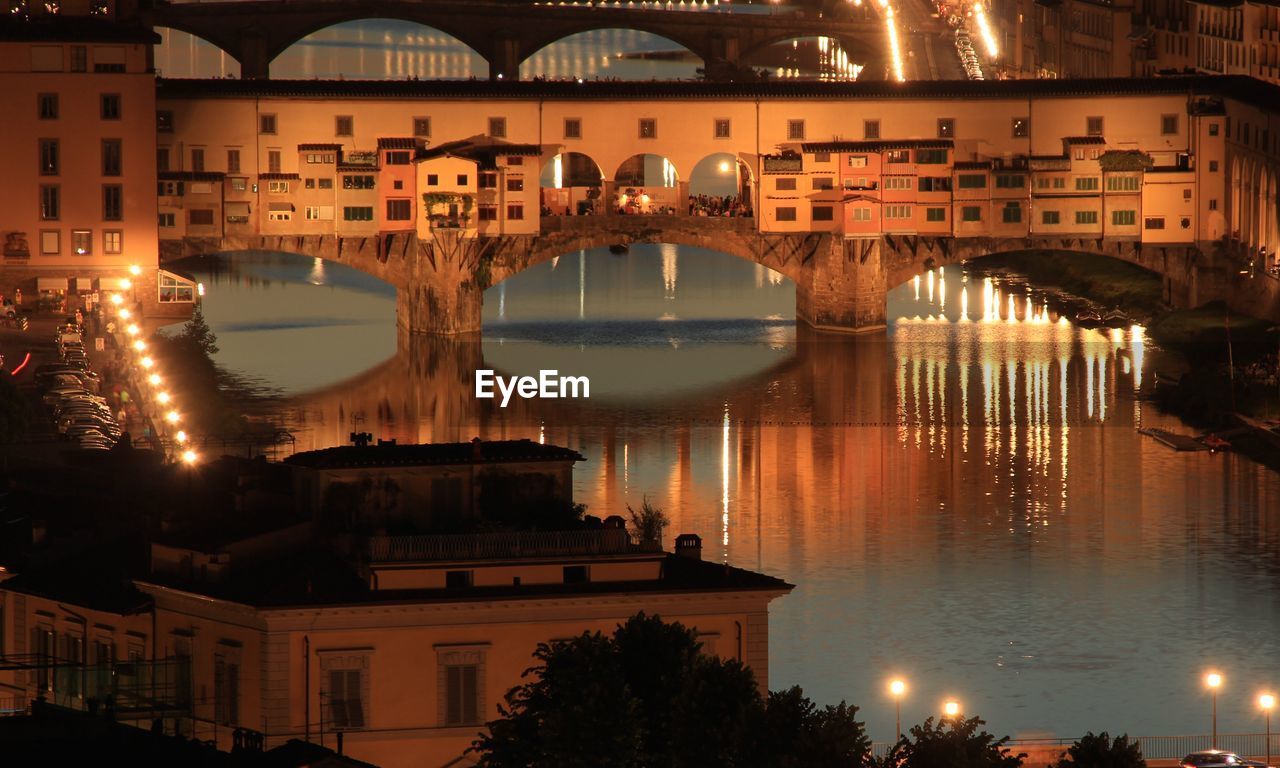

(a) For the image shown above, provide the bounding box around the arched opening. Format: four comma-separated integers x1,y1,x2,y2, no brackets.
688,153,754,215
539,152,606,216
741,35,866,81
609,154,683,215
271,19,487,79
154,27,241,78
519,29,700,81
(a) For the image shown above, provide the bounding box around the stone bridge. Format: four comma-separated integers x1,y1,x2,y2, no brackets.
140,0,886,80
163,215,1280,336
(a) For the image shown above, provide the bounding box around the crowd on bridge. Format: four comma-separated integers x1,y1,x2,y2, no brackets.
1242,352,1280,391
688,194,752,218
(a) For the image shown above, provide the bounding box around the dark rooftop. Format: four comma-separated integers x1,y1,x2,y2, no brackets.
284,438,585,470
159,170,225,182
801,139,953,153
0,16,160,44
376,137,419,149
1064,136,1109,144
297,142,343,151
155,75,1280,114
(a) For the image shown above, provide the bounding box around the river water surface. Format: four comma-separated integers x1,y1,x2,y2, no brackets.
176,246,1280,743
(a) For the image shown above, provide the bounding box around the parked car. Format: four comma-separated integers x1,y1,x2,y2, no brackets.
1181,751,1270,767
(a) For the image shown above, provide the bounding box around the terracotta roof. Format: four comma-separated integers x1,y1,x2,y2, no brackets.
801,140,952,153
158,170,226,182
338,164,378,172
377,137,419,149
1064,136,1108,144
258,172,300,180
297,143,343,151
285,438,585,470
0,16,160,44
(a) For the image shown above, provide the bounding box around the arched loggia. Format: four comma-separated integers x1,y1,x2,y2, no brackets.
611,154,683,215
540,152,607,216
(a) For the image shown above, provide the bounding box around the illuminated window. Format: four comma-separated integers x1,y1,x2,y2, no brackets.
103,230,122,254
937,118,955,138
72,229,91,255
413,117,431,137
638,118,657,139
1012,117,1029,138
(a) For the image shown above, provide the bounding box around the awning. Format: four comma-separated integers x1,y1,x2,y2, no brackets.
98,277,130,291
37,277,68,292
268,202,295,212
74,277,94,292
226,201,251,216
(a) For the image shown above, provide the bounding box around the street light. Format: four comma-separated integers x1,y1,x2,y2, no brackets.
1260,693,1275,768
943,700,960,720
888,679,906,738
1206,672,1223,748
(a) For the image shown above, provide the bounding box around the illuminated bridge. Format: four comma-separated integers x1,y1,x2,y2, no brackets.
140,0,887,79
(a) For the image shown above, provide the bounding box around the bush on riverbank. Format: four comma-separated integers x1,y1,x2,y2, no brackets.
149,308,251,436
974,251,1166,318
1052,732,1145,768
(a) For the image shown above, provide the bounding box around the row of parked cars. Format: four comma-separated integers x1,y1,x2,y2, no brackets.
955,29,984,80
35,323,123,451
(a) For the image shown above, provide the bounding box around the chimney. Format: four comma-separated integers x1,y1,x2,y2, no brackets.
471,436,483,460
674,533,702,560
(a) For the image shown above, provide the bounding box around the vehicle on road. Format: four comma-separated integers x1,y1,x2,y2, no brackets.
1181,751,1270,767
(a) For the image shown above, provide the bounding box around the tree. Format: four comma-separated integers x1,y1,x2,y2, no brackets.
626,497,669,545
472,613,870,768
178,305,219,356
876,716,1025,768
1053,732,1145,768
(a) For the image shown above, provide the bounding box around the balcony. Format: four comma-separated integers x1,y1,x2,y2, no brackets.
365,528,662,563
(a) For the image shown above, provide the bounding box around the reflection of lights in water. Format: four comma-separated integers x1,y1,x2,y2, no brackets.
661,243,678,299
721,406,730,549
308,257,326,285
498,282,506,318
960,284,969,321
927,269,935,303
551,255,560,270
914,274,921,301
539,423,545,444
578,249,586,319
1130,324,1145,390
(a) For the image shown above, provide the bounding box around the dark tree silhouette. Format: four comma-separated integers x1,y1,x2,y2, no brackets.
875,715,1025,768
1053,732,1146,768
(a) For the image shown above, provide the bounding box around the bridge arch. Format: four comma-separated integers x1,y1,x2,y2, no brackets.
267,18,488,79
153,25,243,77
516,24,708,75
518,28,701,80
738,34,869,80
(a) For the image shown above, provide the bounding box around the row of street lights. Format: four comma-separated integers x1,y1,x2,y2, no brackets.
886,678,962,738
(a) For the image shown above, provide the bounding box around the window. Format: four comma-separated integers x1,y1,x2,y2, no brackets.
787,119,806,140
774,177,798,191
343,206,374,221
413,117,431,137
1075,210,1099,224
852,207,872,222
1144,216,1166,229
885,205,912,219
925,207,947,222
386,199,412,221
393,180,403,190
1209,199,1218,210
488,117,506,138
507,157,523,166
426,174,438,186
886,149,909,164
884,177,913,190
385,151,411,165
776,207,797,222
478,172,497,189
1208,160,1219,172
1012,117,1029,138
319,178,333,190
918,177,951,192
335,115,353,136
506,178,524,192
260,114,277,135
562,565,590,584
268,180,290,193
445,665,479,726
961,205,982,222
189,209,215,225
564,118,581,139
994,174,1025,189
506,204,524,220
1002,202,1022,223
41,185,60,220
103,185,122,221
214,656,239,726
100,94,120,120
268,150,282,174
72,229,92,255
1074,177,1100,191
38,93,58,119
863,119,880,139
957,174,986,189
1208,123,1219,137
937,118,955,138
103,230,122,254
70,45,87,72
714,118,731,139
1160,114,1179,135
267,207,293,222
1086,116,1104,136
157,110,174,132
478,204,498,221
639,118,657,139
1042,210,1061,225
304,205,323,220
1106,176,1140,191
847,155,867,168
158,212,175,227
812,205,835,221
39,139,59,176
343,175,375,190
327,669,366,729
916,149,948,165
306,153,335,164
1112,209,1136,226
812,177,834,191
813,152,831,163
159,272,196,303
40,230,60,254
190,147,204,173
456,174,468,186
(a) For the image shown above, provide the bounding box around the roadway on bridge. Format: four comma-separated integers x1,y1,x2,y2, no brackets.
892,0,966,80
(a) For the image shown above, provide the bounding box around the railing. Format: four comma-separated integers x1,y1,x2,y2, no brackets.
870,733,1280,760
540,215,757,235
0,695,26,717
366,528,660,562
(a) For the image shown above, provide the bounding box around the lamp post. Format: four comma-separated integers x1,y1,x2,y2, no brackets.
943,700,960,721
1206,673,1223,749
1261,693,1275,768
888,679,906,739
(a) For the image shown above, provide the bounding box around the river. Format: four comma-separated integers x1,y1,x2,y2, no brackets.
174,246,1280,743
